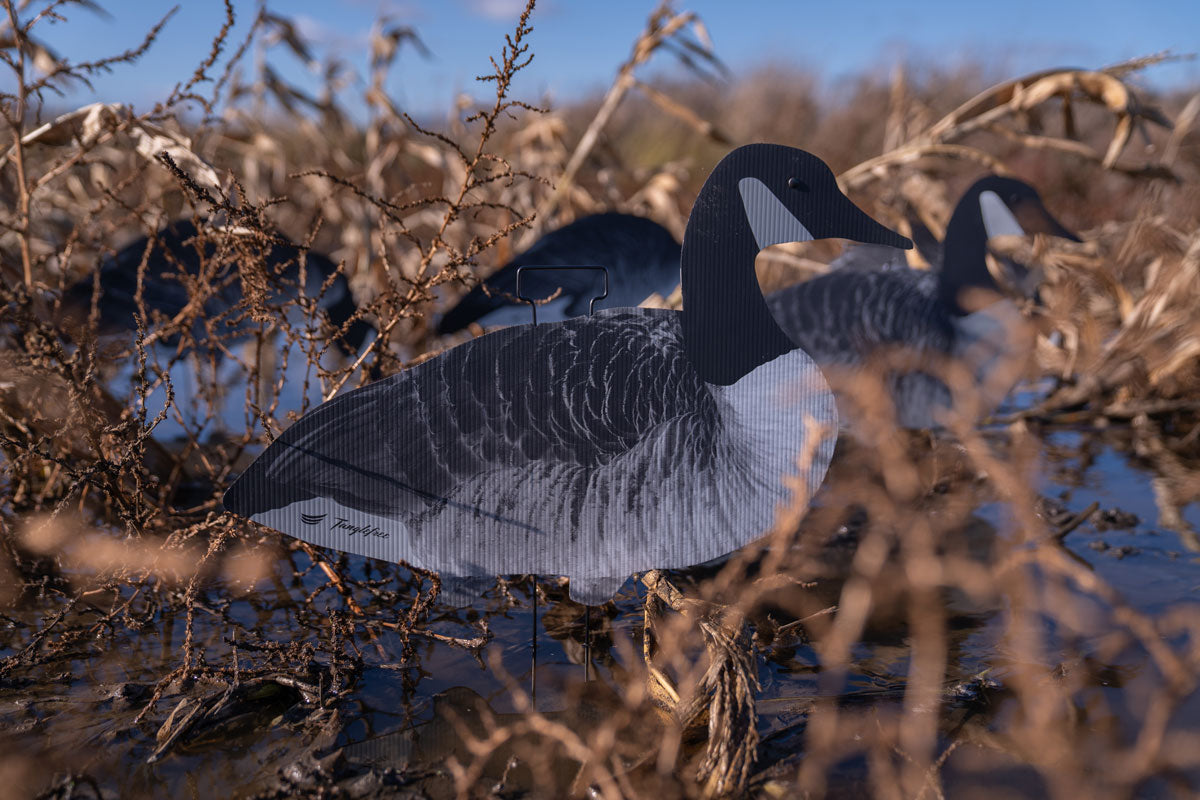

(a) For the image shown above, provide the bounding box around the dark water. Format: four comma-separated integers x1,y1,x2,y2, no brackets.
3,394,1199,797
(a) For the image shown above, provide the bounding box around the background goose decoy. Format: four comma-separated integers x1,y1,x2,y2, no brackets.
819,177,1067,282
60,218,373,355
435,212,682,334
765,175,1079,429
223,143,912,605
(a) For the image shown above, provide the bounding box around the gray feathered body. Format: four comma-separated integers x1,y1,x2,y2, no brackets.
825,243,927,276
767,268,959,428
226,308,835,602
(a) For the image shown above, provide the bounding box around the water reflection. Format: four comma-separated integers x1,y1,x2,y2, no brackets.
2,428,1199,797
101,331,358,443
345,681,642,796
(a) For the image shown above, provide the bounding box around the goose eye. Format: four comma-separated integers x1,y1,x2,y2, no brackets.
787,177,809,191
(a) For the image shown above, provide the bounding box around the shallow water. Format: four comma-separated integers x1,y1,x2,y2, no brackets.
110,331,355,443
3,404,1199,798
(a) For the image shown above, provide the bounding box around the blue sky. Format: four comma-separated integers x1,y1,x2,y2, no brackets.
10,0,1199,118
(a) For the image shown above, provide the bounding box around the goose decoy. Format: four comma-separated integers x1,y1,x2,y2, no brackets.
765,176,1079,429
222,143,912,605
435,213,682,334
60,219,373,355
819,178,1060,282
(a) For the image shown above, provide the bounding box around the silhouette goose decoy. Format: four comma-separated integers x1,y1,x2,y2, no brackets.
61,219,373,355
222,143,912,605
765,175,1079,429
435,213,681,334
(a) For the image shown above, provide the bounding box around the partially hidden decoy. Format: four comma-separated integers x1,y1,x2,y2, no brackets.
765,175,1079,429
60,219,373,355
222,143,912,605
435,212,682,334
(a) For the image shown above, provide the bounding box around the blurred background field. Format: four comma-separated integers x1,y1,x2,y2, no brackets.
2,1,1200,798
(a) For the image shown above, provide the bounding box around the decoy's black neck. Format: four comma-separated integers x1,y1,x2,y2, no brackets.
938,190,998,316
681,182,795,386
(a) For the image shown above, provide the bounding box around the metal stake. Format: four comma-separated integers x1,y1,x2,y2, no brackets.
584,606,591,682
515,265,610,696
531,576,538,704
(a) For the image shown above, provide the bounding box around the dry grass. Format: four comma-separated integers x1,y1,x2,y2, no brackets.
2,1,1200,798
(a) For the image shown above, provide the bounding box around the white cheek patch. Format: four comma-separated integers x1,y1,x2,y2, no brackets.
980,190,1025,240
738,177,814,251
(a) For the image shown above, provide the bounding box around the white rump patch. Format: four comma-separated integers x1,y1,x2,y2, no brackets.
709,348,838,506
952,298,1033,419
738,177,814,251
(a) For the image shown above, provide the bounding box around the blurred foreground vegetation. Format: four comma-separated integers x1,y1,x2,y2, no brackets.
2,1,1200,798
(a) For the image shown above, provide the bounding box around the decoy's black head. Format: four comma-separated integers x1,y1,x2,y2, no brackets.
965,175,1080,245
941,175,1081,314
681,144,911,386
708,143,912,252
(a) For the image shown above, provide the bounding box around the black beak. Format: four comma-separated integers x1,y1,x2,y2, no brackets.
814,191,913,250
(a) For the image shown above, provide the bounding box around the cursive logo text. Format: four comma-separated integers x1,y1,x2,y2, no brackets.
331,516,390,539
